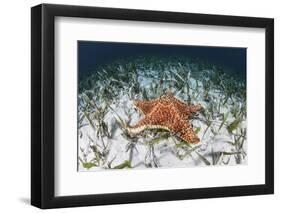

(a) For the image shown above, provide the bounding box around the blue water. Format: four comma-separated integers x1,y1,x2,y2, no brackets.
78,41,246,81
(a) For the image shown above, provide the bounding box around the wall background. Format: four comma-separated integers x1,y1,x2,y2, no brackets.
0,0,278,212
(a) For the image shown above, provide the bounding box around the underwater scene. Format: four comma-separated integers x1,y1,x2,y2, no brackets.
78,41,247,171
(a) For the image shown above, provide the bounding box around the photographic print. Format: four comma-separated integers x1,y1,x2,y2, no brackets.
31,4,274,208
77,41,247,171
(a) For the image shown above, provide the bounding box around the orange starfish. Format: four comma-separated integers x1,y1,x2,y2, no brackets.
128,92,202,144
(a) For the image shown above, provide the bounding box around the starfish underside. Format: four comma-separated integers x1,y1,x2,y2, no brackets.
128,93,202,144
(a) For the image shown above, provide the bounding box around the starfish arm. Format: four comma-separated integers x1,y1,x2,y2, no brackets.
133,99,159,115
166,95,191,114
172,97,202,117
130,104,172,129
168,117,200,144
129,116,152,129
189,104,202,113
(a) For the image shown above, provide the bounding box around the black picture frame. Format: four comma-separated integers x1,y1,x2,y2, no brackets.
31,3,274,209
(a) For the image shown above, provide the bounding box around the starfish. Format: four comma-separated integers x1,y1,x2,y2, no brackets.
127,92,202,144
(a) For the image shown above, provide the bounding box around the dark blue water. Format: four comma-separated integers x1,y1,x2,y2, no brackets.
78,41,246,81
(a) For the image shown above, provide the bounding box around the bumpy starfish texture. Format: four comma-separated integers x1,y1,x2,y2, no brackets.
128,93,202,144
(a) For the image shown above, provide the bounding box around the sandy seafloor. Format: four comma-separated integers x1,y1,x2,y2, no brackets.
77,58,247,171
